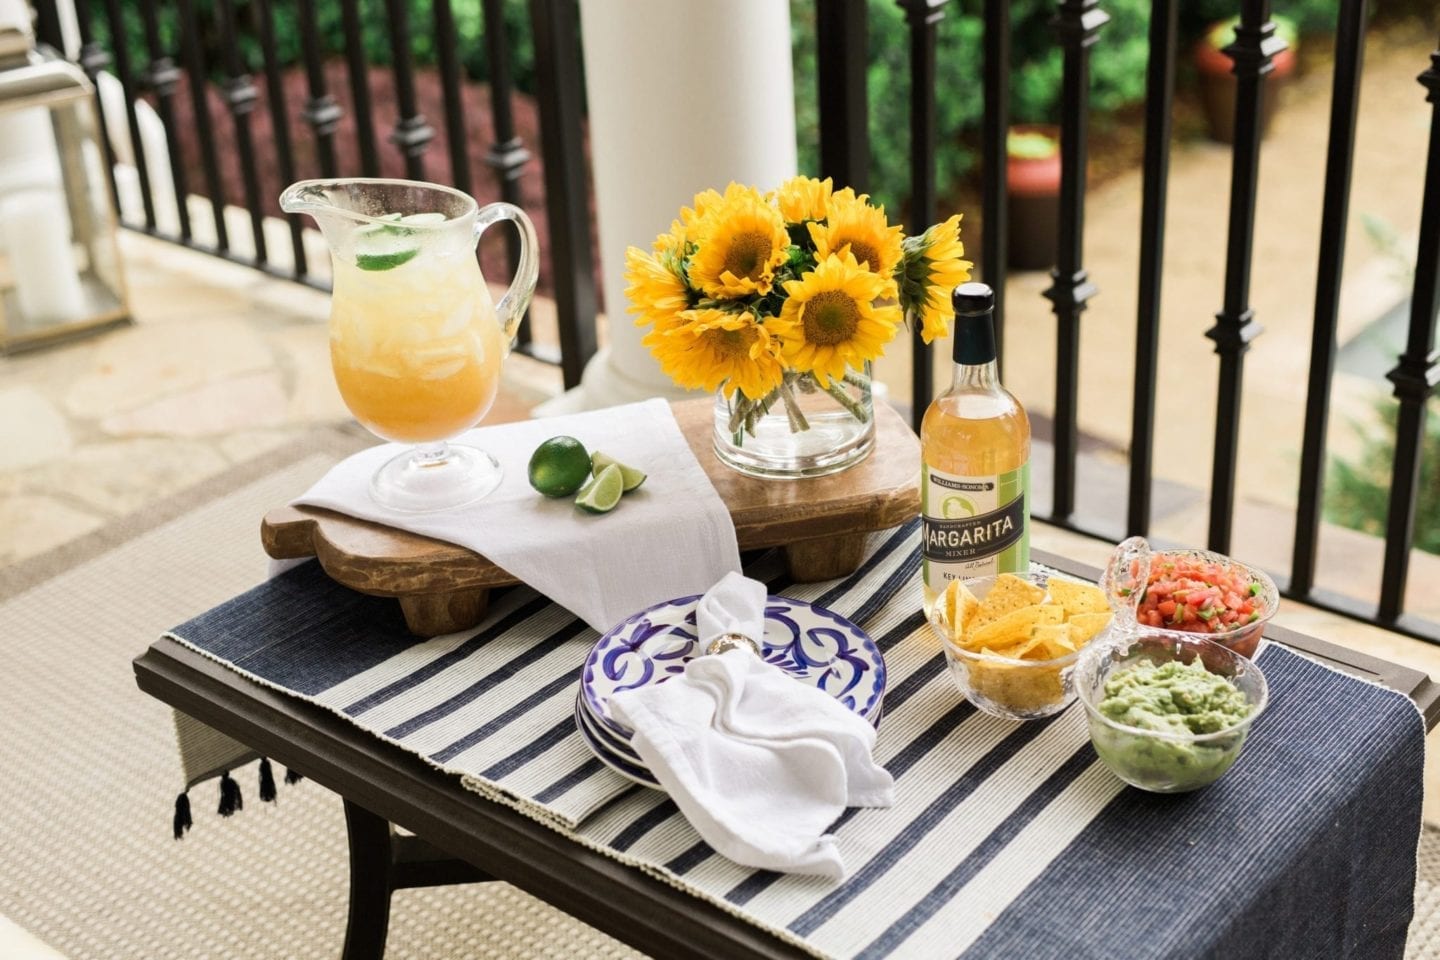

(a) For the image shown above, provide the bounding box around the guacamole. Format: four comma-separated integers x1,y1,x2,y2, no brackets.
1090,658,1255,792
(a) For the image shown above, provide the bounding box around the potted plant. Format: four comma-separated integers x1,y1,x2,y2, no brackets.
1195,14,1299,144
1006,125,1060,272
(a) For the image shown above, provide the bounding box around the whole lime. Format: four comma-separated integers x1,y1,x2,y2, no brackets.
528,436,592,498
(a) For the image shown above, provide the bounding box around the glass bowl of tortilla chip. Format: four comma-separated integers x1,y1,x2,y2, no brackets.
929,572,1117,721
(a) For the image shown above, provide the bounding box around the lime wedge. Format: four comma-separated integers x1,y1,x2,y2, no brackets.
355,223,420,271
576,463,624,514
590,451,646,492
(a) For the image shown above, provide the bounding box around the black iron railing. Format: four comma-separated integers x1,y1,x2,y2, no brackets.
24,0,1440,643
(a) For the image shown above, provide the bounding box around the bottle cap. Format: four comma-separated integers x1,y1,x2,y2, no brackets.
951,282,997,366
952,282,994,317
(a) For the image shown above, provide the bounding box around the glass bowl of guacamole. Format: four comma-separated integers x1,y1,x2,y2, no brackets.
1075,634,1268,793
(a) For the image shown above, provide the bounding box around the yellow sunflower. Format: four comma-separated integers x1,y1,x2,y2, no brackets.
624,245,690,331
688,184,791,299
773,253,901,386
905,213,973,343
806,195,903,297
643,308,785,400
773,176,833,224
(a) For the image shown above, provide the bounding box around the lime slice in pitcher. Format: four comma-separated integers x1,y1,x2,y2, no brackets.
355,222,420,271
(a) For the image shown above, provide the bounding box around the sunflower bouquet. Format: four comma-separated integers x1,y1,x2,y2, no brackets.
625,177,972,447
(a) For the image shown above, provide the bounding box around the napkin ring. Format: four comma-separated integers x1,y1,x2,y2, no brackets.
706,632,760,657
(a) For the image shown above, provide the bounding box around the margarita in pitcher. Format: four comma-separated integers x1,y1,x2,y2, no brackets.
329,223,505,444
280,178,538,511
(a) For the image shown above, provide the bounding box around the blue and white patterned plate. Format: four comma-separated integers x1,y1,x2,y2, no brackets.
575,692,645,764
580,594,886,743
573,696,661,789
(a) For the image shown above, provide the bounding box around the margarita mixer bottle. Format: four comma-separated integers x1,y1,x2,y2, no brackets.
920,282,1032,616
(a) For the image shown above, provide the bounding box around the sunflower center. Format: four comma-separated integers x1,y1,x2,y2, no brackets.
723,231,773,280
803,291,861,346
842,239,879,269
707,325,754,360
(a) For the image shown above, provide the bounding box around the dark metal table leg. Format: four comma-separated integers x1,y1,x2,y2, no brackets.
341,797,495,959
342,799,394,960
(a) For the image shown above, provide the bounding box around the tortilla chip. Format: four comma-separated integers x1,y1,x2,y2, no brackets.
1036,623,1078,655
1047,578,1110,617
975,574,1047,626
942,580,981,644
1067,611,1113,644
965,605,1045,650
1037,603,1066,625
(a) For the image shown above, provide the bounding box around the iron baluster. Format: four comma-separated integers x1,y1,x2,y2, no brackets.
1378,46,1440,623
215,0,268,265
1126,0,1177,537
72,0,120,212
981,0,1009,370
252,0,308,277
31,0,65,51
482,0,532,345
138,0,192,241
530,0,598,388
1042,0,1107,523
100,0,157,230
1290,0,1367,596
384,0,435,180
432,0,471,194
816,0,870,195
175,0,229,250
341,0,381,177
297,0,342,178
902,0,946,429
1203,0,1283,553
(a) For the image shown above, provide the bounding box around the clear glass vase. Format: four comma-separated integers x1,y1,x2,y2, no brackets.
712,362,875,479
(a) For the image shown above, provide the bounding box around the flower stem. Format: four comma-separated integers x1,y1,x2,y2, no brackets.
825,380,870,423
727,395,747,435
779,382,810,433
843,370,872,391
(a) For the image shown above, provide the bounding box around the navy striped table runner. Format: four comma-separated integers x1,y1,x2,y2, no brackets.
167,526,1423,959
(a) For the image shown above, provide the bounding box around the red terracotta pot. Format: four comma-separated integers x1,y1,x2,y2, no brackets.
1006,125,1061,272
1195,28,1298,144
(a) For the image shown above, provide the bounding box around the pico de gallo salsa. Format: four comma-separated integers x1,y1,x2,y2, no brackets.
1131,556,1268,634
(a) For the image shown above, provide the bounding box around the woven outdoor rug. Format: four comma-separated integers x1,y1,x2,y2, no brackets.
2,426,1439,960
0,428,639,960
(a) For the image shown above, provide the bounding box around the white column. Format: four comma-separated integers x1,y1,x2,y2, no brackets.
544,0,797,414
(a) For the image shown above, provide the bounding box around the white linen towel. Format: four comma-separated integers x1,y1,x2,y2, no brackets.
609,573,894,880
288,399,740,632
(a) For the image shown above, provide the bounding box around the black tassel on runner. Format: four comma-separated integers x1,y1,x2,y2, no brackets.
218,771,243,817
258,758,277,803
284,767,303,785
173,792,192,839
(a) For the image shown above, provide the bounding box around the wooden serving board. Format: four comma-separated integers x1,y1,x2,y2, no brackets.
261,397,920,636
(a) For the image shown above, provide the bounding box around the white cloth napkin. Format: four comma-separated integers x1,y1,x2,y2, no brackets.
695,570,767,649
290,399,740,632
609,575,894,881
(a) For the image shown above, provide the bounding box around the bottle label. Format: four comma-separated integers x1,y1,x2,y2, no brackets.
921,462,1030,589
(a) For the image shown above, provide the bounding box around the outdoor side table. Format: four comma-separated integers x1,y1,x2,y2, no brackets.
134,548,1439,960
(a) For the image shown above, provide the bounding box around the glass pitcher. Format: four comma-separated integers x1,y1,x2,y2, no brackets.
280,178,538,512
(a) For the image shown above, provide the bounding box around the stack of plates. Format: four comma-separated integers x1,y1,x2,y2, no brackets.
576,593,888,788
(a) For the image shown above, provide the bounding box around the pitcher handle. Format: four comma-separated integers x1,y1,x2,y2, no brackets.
473,202,539,350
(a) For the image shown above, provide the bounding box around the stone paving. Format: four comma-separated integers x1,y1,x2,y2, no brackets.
0,233,559,567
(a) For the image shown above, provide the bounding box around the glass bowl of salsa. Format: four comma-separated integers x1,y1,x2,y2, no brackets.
1075,633,1268,793
1127,549,1278,658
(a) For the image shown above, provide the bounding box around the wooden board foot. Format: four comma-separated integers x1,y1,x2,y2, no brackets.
399,588,490,637
785,532,872,583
